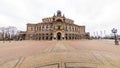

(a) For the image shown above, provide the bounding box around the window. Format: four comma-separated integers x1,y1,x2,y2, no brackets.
58,25,61,30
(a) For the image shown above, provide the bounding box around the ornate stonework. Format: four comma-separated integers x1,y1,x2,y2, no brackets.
20,10,89,40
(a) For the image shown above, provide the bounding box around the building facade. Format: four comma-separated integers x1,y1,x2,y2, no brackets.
20,10,89,40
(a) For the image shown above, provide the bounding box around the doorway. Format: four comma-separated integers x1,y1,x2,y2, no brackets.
57,32,61,40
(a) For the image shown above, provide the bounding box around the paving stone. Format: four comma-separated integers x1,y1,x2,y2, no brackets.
0,40,120,68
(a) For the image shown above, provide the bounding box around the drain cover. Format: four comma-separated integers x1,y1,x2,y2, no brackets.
65,62,98,68
36,63,59,68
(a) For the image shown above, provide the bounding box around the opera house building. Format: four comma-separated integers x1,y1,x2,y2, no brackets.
20,10,89,40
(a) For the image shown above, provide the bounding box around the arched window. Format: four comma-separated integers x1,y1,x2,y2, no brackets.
46,33,48,35
56,19,62,22
39,26,41,31
46,25,48,30
50,33,53,35
58,25,61,30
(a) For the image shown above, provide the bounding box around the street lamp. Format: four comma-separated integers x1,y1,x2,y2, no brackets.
111,28,119,45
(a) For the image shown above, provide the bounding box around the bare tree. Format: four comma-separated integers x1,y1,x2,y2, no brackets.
6,27,10,40
0,26,19,42
7,26,17,40
15,30,20,40
0,27,6,42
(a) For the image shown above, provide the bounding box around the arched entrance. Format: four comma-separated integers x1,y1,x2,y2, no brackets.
57,32,61,40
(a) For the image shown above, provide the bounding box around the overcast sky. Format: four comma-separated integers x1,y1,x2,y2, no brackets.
0,0,120,36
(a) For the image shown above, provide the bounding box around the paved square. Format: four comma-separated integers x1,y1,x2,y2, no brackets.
0,40,120,68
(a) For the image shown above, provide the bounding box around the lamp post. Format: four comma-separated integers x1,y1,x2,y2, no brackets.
111,28,119,45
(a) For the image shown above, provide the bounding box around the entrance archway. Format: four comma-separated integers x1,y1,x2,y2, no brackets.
57,32,61,40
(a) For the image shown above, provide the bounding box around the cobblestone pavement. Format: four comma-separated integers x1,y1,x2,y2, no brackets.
0,40,120,68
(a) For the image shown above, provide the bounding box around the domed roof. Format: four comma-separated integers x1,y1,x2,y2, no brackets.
57,10,61,16
57,10,61,13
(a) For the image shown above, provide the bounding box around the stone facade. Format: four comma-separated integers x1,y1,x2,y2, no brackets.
20,10,89,40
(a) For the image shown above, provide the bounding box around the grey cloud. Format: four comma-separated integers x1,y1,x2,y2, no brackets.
0,0,120,36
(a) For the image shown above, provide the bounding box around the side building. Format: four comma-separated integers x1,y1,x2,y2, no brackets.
20,10,89,40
